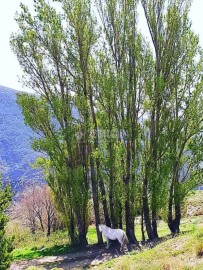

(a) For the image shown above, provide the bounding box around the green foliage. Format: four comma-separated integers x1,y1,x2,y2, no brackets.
0,177,13,270
13,244,73,261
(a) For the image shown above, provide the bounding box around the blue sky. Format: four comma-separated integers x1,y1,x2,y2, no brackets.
0,0,202,92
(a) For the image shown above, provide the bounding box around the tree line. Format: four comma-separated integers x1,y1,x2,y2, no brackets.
10,0,203,246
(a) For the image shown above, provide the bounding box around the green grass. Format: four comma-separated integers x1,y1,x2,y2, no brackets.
87,225,97,244
13,244,74,260
12,226,97,261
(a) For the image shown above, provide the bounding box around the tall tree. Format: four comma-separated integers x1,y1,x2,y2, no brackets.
97,0,150,244
141,0,203,236
11,0,91,245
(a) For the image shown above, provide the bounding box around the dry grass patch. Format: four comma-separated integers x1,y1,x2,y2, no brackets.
195,240,203,258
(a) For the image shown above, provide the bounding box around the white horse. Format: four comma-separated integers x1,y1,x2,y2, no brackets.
98,224,129,251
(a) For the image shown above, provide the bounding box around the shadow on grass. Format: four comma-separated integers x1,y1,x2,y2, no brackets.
12,243,126,270
13,244,79,261
13,224,198,262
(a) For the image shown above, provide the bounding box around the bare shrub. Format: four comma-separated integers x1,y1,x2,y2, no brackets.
9,185,63,236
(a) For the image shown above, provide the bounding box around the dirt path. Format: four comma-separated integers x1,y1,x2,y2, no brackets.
10,244,127,270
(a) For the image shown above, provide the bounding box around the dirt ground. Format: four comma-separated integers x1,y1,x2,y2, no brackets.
10,243,129,270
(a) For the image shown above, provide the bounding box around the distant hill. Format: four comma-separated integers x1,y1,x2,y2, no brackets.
0,85,44,191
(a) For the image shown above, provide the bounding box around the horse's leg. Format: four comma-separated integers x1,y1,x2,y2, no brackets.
120,239,125,252
118,232,128,252
105,236,110,249
120,242,124,251
117,237,123,251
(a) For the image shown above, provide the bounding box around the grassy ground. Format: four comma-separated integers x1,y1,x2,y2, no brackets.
10,217,200,262
10,226,97,261
10,216,203,270
95,220,203,270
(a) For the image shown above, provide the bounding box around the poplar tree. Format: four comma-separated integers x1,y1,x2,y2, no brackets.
141,0,203,235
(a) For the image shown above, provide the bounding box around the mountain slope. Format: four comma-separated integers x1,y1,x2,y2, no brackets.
0,85,44,191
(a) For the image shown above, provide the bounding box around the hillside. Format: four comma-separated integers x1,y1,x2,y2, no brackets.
0,85,44,191
9,216,203,269
96,224,203,270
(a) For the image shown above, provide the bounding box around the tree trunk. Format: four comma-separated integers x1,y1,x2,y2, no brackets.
174,204,181,233
152,208,158,238
109,169,116,228
99,177,111,228
118,203,123,229
38,216,45,232
174,178,181,233
89,85,111,232
125,197,137,244
141,209,145,242
167,180,174,233
168,181,181,234
30,218,36,234
68,211,77,246
109,191,115,228
124,140,137,244
47,216,51,237
168,160,181,234
77,216,88,246
108,137,116,228
143,177,155,241
90,156,103,244
168,209,181,234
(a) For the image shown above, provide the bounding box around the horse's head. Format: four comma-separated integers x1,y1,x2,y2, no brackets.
98,224,105,232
